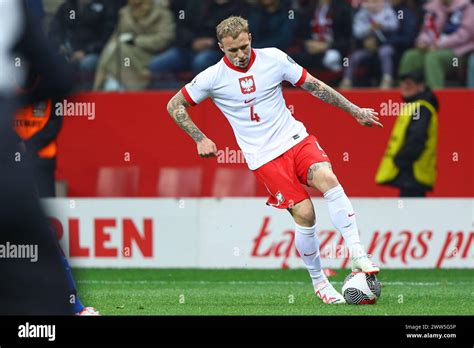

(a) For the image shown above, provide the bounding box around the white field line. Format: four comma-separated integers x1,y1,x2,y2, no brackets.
76,280,473,286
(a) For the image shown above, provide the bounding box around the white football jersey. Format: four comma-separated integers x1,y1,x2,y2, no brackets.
182,47,309,170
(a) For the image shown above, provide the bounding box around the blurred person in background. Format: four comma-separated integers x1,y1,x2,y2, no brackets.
7,2,102,314
149,0,244,88
2,0,101,315
49,0,117,90
386,0,418,74
340,0,399,89
375,70,438,197
292,0,352,74
248,0,296,51
13,78,101,316
94,0,175,90
398,0,474,89
0,0,73,315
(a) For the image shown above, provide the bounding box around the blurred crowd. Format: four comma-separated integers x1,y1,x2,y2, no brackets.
33,0,474,90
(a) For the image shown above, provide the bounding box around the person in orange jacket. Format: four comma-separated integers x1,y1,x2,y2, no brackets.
14,97,62,197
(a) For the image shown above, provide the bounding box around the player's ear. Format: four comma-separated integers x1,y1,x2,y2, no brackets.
218,42,224,53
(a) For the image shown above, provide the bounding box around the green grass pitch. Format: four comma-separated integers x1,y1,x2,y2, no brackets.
74,268,474,315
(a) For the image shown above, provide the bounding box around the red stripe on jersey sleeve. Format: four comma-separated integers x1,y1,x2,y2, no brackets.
181,87,197,106
295,68,308,87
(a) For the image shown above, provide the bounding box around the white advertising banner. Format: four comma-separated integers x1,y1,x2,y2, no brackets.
42,198,474,269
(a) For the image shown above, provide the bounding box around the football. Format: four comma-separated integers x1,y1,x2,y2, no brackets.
342,272,382,305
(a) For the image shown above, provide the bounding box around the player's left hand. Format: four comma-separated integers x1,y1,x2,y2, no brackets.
353,108,383,128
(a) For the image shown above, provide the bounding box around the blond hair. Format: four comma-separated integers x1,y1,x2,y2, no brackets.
216,16,249,42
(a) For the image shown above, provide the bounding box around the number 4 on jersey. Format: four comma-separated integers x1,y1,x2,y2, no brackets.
250,106,260,122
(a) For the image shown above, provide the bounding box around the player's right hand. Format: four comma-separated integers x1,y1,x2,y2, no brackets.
197,138,217,158
353,108,383,128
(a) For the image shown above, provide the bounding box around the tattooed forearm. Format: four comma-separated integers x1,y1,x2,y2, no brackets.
301,74,359,116
167,91,205,142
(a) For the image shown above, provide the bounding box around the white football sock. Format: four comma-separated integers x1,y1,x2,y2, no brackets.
324,184,365,258
294,223,326,287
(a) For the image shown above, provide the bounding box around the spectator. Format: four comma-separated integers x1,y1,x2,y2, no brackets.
398,0,474,89
375,70,439,197
248,0,296,51
340,0,399,89
292,0,352,73
93,0,176,90
387,0,418,72
49,0,117,90
149,0,244,88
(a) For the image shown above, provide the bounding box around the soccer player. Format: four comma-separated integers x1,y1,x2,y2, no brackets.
167,16,382,304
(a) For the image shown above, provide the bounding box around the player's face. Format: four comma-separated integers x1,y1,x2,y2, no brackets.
219,32,252,69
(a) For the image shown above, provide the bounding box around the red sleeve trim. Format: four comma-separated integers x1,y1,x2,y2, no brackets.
181,87,197,106
295,68,308,87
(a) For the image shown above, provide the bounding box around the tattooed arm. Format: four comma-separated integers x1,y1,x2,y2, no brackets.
167,90,217,157
300,73,383,128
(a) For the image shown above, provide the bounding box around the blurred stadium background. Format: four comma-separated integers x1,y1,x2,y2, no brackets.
27,0,474,314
